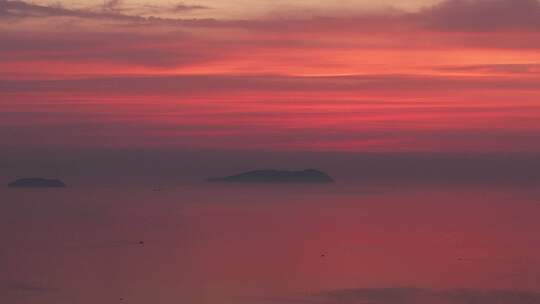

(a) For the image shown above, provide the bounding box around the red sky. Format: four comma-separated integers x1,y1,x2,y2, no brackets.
1,0,540,152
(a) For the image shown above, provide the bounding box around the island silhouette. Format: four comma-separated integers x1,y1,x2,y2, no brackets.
8,178,66,188
206,169,334,183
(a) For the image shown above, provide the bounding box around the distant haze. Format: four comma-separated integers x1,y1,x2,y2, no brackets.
1,147,539,186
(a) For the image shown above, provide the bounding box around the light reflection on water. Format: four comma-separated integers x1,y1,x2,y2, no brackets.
1,183,539,304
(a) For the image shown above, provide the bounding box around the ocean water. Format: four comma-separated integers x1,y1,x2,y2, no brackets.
1,183,540,304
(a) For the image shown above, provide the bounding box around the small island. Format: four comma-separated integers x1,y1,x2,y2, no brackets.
8,178,66,188
206,169,334,183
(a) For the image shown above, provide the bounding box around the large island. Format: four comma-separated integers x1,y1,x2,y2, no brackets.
207,169,334,183
8,178,66,188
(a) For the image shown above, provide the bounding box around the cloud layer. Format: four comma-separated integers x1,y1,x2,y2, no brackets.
3,0,540,31
422,0,540,31
2,0,540,153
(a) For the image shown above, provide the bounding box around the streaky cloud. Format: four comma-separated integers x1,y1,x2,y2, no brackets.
173,3,211,12
436,63,540,74
422,0,540,31
0,0,142,21
2,74,540,94
3,0,540,33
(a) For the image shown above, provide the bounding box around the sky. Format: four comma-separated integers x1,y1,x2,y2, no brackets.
1,0,540,178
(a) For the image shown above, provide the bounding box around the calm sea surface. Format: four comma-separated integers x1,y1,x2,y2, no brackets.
1,183,540,304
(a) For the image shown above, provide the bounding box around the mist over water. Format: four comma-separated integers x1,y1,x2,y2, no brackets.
2,147,540,187
2,182,540,304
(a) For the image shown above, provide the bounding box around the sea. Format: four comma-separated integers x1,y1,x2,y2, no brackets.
1,182,540,304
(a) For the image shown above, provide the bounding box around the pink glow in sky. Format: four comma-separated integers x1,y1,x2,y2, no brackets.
1,0,540,152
